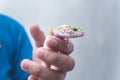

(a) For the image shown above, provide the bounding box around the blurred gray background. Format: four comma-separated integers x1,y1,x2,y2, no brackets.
0,0,120,80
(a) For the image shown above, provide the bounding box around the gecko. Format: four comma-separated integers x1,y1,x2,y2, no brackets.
42,25,84,67
49,24,84,38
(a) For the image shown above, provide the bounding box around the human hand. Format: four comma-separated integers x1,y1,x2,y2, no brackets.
21,24,75,80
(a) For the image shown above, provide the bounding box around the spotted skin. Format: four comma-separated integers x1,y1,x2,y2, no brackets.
49,25,84,38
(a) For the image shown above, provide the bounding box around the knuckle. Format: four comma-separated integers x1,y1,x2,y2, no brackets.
28,64,42,76
50,53,59,65
67,57,75,71
71,59,75,70
61,40,74,54
67,42,74,54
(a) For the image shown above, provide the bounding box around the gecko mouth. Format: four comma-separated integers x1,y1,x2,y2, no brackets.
79,31,84,37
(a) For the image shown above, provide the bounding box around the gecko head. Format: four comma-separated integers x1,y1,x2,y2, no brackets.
65,25,85,37
51,25,85,38
74,27,84,37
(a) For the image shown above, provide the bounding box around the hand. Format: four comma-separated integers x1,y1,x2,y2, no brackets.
21,24,75,80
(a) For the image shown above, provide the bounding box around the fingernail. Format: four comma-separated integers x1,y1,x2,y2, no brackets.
37,48,47,59
21,59,31,72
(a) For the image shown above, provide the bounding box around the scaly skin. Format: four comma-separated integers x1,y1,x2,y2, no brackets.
49,25,84,38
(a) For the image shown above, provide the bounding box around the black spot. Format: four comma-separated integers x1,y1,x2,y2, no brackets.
73,28,78,31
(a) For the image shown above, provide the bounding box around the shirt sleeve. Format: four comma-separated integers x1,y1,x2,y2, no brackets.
12,22,32,80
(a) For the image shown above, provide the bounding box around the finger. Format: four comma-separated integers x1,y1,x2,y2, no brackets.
36,48,75,72
21,59,41,76
21,59,65,80
30,24,45,47
44,36,74,54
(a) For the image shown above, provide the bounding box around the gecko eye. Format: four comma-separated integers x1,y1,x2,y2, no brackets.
73,28,78,31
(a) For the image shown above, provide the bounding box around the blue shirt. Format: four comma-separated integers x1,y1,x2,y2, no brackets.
0,14,32,80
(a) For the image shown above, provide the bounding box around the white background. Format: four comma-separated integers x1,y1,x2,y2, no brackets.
0,0,120,80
